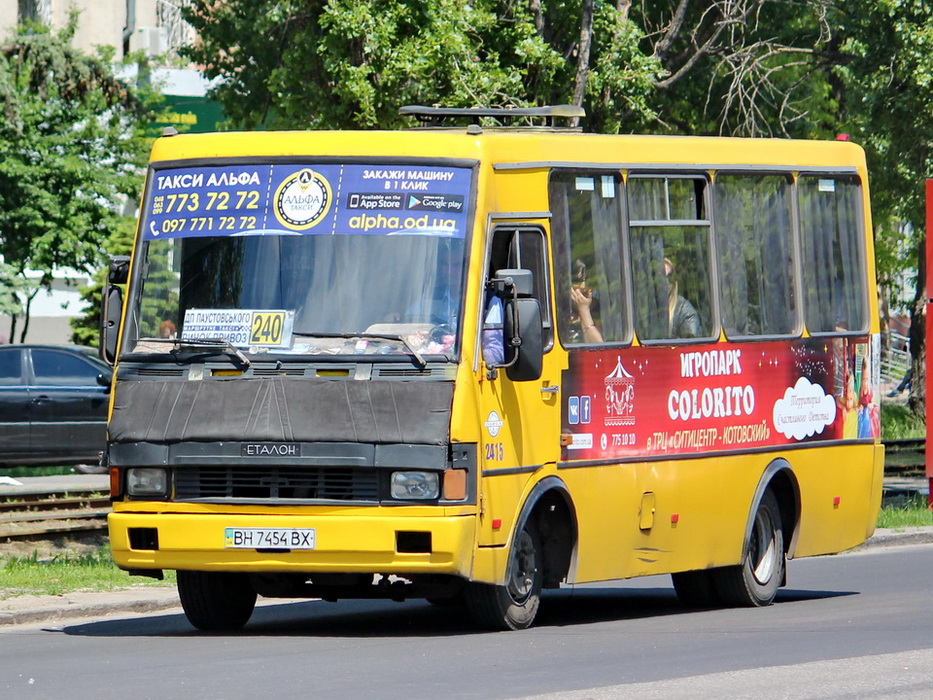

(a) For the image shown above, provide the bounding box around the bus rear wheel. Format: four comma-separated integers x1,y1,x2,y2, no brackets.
714,490,784,607
177,570,257,631
466,523,542,630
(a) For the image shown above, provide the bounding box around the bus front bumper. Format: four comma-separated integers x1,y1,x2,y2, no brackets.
108,511,477,577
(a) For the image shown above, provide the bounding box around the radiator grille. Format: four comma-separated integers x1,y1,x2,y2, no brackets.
174,466,380,502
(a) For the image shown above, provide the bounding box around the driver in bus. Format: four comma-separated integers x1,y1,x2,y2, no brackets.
401,251,462,328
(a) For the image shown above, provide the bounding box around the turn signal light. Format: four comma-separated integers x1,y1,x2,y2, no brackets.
110,467,121,499
443,469,467,500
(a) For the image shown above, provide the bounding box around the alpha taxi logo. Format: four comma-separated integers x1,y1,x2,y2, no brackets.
274,168,332,230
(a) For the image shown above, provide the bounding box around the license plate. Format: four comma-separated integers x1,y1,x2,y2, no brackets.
224,527,316,550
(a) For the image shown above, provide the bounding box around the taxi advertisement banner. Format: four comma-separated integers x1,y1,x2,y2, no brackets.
143,163,473,240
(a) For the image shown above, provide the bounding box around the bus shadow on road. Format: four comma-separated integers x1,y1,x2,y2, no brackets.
534,586,858,627
60,585,857,638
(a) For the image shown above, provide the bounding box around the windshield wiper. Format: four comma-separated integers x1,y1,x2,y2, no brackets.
292,331,427,369
135,337,252,368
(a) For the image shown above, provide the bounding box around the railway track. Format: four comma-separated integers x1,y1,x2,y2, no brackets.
0,440,927,542
882,437,926,475
0,489,110,543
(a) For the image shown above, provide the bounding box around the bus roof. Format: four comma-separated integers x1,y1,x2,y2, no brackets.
148,128,867,173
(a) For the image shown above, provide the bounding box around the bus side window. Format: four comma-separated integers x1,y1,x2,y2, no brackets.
798,176,868,334
714,173,799,338
628,175,714,342
549,171,629,345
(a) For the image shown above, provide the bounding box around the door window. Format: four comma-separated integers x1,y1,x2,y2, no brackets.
32,350,103,386
487,226,553,349
0,348,24,386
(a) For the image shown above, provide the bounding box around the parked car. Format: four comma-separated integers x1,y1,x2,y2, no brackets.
0,344,111,467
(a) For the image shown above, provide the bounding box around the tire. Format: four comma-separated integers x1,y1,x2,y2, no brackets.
713,490,785,607
465,523,542,630
671,569,720,607
177,570,257,631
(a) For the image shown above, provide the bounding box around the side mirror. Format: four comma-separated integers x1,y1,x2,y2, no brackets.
100,255,130,365
487,268,543,382
491,268,533,297
108,255,130,284
504,297,543,382
96,371,113,392
100,284,124,365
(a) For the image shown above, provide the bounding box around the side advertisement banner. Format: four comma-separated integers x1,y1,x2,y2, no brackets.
560,337,880,461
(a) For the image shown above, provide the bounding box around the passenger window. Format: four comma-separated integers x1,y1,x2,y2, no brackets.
798,176,868,334
550,171,628,345
628,175,713,341
715,174,798,337
0,348,24,386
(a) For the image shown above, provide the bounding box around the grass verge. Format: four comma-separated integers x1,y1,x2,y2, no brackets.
877,494,933,529
1,545,175,600
881,403,925,439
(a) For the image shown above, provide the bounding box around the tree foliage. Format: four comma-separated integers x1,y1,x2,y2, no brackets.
0,17,155,342
180,0,664,131
182,0,838,136
69,218,135,347
832,0,933,413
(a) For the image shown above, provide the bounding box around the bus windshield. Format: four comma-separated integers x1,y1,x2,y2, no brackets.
124,161,473,359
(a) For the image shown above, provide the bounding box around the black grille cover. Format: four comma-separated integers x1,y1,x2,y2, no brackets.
175,466,380,502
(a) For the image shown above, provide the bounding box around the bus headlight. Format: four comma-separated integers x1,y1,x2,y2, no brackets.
126,468,168,497
390,471,440,500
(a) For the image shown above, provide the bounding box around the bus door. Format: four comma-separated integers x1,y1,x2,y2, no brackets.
477,223,564,545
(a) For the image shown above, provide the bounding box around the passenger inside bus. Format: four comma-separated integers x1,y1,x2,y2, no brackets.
665,257,701,338
570,285,603,343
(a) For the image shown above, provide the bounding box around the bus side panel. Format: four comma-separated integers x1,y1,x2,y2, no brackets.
475,444,882,588
556,464,640,582
791,443,883,557
562,458,757,582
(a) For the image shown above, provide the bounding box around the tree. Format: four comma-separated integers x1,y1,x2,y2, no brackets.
181,0,664,131
831,0,933,416
0,16,155,342
69,218,135,347
182,1,838,136
642,0,839,138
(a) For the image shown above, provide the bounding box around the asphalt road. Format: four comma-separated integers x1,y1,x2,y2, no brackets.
2,543,932,700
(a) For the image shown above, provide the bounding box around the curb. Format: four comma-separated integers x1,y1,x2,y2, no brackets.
0,588,180,627
855,526,933,549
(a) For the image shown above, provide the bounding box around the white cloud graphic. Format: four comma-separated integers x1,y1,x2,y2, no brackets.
772,377,836,440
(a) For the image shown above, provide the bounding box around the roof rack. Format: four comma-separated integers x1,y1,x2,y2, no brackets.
399,104,585,130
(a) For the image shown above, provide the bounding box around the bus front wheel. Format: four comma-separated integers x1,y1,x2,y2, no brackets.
177,570,257,631
466,523,542,630
714,490,785,607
